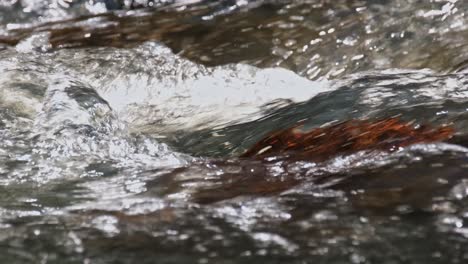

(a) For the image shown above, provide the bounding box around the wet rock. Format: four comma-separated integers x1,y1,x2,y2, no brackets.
242,118,454,161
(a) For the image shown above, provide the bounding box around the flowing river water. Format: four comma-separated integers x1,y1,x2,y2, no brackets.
1,0,468,263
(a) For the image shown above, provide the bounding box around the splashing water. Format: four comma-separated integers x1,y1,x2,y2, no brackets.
0,1,468,263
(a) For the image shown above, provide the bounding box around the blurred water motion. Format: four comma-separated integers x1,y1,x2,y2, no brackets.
0,0,468,263
2,0,468,79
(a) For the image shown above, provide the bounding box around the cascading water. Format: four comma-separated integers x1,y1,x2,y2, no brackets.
0,0,468,263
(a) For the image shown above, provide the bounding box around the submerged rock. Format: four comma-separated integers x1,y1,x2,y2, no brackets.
242,117,454,161
184,118,456,203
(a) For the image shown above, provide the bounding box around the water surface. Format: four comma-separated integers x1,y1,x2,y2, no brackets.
1,0,468,263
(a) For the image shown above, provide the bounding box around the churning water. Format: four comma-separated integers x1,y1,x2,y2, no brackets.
1,0,468,263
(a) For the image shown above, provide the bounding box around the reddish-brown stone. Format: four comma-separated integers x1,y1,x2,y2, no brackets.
242,118,454,161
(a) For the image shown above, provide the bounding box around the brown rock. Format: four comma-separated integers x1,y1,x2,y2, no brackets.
242,118,454,161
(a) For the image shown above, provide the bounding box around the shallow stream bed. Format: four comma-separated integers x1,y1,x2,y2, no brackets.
1,0,468,263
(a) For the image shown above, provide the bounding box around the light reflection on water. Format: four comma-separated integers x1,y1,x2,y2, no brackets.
0,0,468,263
3,0,467,79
